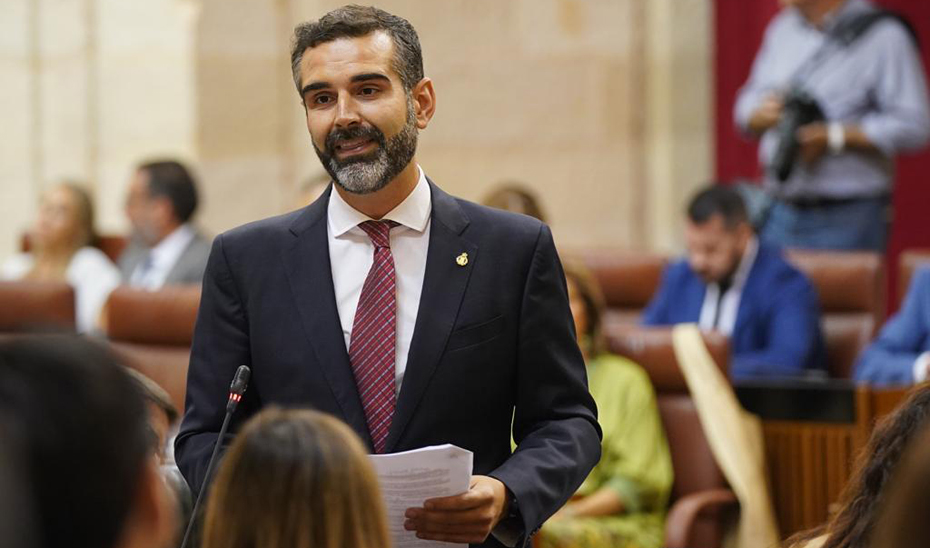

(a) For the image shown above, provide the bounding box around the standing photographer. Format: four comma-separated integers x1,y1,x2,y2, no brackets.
735,0,930,252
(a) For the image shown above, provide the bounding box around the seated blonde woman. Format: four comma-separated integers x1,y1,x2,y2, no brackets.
202,407,389,548
537,262,673,548
1,182,120,333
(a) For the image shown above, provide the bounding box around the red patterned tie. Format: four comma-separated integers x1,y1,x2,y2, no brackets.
349,220,399,453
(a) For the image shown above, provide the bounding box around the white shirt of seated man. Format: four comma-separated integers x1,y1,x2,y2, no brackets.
130,223,196,290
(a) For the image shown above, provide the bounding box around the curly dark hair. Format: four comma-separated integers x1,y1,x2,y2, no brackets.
290,5,424,95
787,383,930,548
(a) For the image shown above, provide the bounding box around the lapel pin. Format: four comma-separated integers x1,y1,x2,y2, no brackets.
456,253,469,267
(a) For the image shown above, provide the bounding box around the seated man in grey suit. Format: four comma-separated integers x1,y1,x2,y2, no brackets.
120,160,212,288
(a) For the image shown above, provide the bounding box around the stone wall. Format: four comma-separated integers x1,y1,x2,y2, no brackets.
0,0,712,261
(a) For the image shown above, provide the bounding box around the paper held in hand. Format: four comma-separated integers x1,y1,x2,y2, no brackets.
369,444,474,548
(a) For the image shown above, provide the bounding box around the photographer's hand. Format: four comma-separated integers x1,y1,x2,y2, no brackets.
797,122,829,165
748,94,783,135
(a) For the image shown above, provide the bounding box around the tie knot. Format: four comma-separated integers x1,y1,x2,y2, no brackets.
358,220,398,248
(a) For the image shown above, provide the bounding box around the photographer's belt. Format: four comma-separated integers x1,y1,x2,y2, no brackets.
783,194,890,210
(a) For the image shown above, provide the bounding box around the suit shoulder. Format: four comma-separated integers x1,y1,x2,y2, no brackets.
454,198,547,245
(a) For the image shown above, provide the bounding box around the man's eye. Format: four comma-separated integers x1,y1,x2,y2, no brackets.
359,87,378,96
313,95,333,105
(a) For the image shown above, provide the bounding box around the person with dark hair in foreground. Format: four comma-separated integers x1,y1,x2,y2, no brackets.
119,159,212,289
787,383,930,548
202,407,390,548
869,422,930,548
642,184,825,379
0,336,176,548
176,5,601,548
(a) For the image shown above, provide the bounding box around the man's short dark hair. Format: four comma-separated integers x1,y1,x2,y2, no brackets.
290,5,424,95
0,336,151,548
687,185,749,229
139,160,199,224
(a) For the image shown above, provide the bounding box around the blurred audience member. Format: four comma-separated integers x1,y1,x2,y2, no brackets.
0,182,120,333
0,336,176,548
869,422,930,548
735,0,930,251
855,266,930,386
201,407,389,548
787,383,930,548
293,171,332,211
120,160,211,289
642,185,825,380
482,183,547,222
538,262,672,548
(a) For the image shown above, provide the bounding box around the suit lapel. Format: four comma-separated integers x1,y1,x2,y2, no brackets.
384,181,476,452
281,188,372,448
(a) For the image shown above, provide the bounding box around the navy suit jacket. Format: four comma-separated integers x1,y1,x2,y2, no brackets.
855,267,930,385
640,244,825,379
175,181,601,547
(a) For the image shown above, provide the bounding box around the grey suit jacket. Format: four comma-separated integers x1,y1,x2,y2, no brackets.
119,228,212,287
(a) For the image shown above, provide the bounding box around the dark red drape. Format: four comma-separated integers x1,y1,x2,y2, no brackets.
714,0,930,311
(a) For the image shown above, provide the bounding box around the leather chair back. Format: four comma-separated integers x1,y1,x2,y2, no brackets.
104,285,201,412
785,250,885,378
21,233,127,263
0,281,75,332
564,248,666,336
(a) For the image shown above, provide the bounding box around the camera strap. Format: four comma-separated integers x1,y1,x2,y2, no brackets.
790,8,917,88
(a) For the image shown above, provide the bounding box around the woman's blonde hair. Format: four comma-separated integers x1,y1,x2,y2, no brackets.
202,407,389,548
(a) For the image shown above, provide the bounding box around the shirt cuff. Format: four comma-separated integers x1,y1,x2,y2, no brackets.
490,488,524,547
913,352,930,383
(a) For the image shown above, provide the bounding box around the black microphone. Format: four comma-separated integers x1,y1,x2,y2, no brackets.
179,365,251,548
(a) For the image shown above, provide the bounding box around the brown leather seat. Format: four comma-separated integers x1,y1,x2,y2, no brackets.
564,248,667,336
899,249,930,308
785,250,885,379
611,327,737,548
104,285,201,412
0,281,75,332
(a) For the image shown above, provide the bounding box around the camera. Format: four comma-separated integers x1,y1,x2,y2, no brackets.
769,89,825,182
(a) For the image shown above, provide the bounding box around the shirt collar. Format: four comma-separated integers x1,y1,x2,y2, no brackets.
328,165,432,238
149,223,195,266
731,236,759,291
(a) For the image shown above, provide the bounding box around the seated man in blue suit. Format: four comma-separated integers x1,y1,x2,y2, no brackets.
641,185,825,380
855,266,930,386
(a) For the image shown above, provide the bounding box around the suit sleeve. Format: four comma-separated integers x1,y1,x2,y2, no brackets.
488,225,602,540
640,264,675,326
854,268,930,385
730,271,822,379
174,234,257,496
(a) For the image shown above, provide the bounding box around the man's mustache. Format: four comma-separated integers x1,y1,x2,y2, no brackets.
325,125,386,158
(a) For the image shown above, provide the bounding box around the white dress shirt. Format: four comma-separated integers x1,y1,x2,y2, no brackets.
698,237,760,336
328,166,431,395
130,223,197,290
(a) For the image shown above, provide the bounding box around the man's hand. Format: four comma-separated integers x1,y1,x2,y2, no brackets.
748,94,784,134
404,475,510,544
797,122,829,165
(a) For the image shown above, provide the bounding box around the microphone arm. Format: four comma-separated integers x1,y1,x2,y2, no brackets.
179,365,251,548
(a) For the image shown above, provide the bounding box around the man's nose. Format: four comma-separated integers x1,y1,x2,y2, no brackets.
334,94,361,128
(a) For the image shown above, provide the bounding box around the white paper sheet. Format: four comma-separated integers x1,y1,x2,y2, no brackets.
369,444,474,548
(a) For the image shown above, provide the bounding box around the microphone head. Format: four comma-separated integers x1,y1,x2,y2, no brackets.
229,365,251,396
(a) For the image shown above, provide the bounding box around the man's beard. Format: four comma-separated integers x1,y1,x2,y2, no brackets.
313,101,418,195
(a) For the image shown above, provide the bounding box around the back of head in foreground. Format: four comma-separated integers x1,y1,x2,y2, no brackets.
202,407,390,548
0,336,175,548
787,383,930,548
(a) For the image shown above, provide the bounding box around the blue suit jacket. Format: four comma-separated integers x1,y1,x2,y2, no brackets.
641,245,825,380
855,267,930,385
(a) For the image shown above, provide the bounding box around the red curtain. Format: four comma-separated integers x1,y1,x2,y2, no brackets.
714,0,930,311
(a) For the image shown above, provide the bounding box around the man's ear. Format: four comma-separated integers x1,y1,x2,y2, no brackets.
411,77,436,130
114,457,177,548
